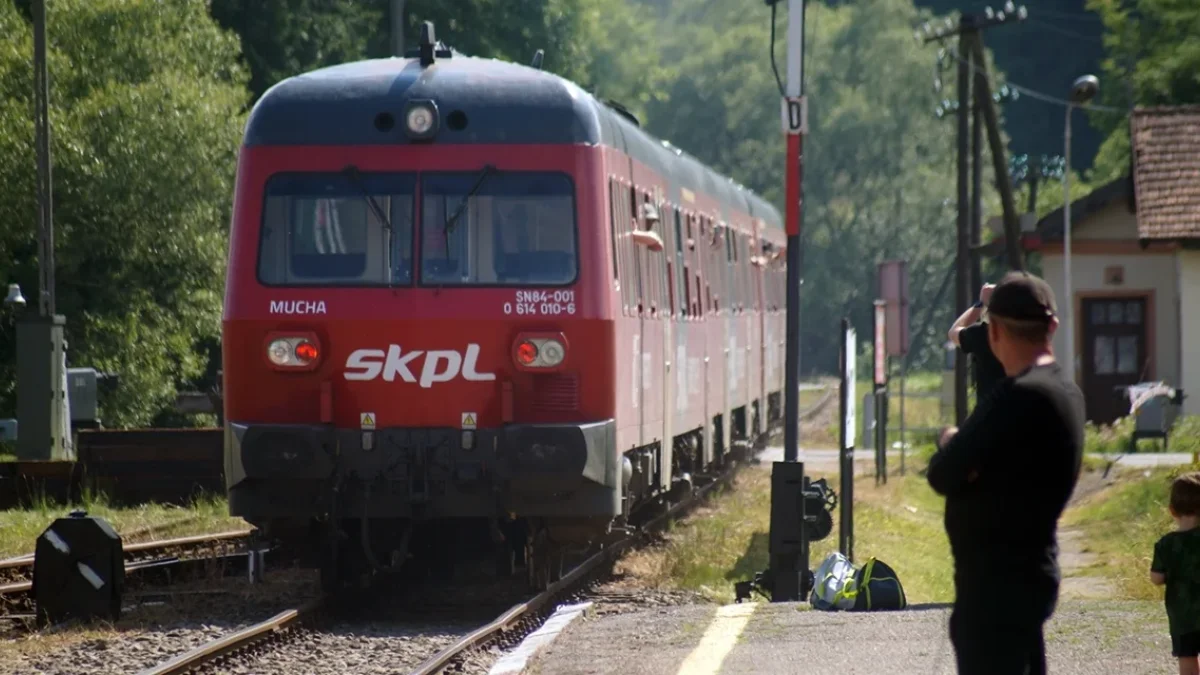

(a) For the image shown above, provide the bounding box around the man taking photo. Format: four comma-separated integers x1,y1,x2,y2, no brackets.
948,282,1007,403
927,271,1085,674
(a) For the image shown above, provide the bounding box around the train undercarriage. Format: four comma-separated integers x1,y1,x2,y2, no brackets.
242,403,783,595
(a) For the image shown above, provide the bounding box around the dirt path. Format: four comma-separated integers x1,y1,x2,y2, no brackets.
1058,468,1119,600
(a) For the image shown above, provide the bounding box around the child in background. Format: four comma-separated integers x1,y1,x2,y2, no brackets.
1151,471,1200,675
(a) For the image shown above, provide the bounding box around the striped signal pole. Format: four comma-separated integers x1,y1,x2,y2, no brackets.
768,0,808,603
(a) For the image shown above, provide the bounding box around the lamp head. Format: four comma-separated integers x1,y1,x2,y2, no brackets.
1069,75,1099,104
4,283,26,310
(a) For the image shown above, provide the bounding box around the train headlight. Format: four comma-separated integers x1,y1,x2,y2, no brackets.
539,340,565,366
264,333,322,371
512,333,569,371
268,339,293,366
404,100,439,140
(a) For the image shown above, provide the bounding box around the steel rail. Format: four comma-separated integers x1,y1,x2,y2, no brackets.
0,529,254,572
407,454,744,675
798,384,835,421
0,553,233,600
135,597,325,675
132,440,747,675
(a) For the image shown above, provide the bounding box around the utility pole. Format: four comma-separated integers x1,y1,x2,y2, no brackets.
953,27,971,424
971,70,983,293
1027,155,1040,214
767,0,808,603
391,0,406,57
919,1,1027,424
19,0,72,461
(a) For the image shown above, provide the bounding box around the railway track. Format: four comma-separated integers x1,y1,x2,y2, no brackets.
0,529,256,614
134,445,753,675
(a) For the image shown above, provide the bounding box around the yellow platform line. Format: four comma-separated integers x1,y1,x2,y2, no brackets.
675,602,759,675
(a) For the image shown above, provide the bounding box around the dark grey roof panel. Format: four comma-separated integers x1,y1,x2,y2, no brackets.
242,54,783,229
245,56,602,147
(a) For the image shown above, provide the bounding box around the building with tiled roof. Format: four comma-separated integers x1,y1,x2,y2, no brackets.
1027,105,1200,423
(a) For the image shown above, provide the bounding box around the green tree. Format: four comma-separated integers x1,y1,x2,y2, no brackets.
209,0,382,102
644,0,982,372
0,0,249,426
1085,0,1200,182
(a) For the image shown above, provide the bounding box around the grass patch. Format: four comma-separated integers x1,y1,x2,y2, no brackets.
1084,413,1200,457
0,490,248,558
1062,464,1196,600
819,373,950,449
619,447,954,604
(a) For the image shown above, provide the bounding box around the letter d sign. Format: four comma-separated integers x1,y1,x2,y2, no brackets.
781,96,807,135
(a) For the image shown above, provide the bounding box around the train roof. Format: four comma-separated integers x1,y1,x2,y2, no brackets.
244,52,783,232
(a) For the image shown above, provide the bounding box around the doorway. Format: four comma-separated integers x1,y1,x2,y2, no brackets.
1081,295,1150,424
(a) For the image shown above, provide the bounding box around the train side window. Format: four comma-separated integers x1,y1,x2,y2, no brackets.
674,209,687,318
745,236,755,312
608,178,620,283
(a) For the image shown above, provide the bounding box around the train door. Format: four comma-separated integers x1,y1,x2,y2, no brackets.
755,228,767,430
672,206,689,430
635,187,666,490
697,215,713,465
624,184,647,450
660,195,677,491
609,176,639,456
709,221,727,461
723,226,738,449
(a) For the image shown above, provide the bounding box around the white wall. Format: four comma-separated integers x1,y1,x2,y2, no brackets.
1040,252,1179,387
1179,249,1200,415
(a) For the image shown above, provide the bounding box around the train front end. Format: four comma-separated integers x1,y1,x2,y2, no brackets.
221,50,619,588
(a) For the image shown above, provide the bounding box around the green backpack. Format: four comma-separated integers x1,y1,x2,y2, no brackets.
850,557,908,611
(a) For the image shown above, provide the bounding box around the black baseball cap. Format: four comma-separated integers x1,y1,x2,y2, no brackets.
986,271,1057,322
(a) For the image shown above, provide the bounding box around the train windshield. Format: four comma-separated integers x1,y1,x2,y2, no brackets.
257,172,415,286
420,171,577,286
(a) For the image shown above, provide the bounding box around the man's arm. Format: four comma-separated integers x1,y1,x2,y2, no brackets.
947,305,983,348
947,283,995,347
926,384,1015,496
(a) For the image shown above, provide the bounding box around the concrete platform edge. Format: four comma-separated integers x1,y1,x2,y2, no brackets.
487,601,594,675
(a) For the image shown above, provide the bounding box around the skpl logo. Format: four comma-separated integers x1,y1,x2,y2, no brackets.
344,344,496,388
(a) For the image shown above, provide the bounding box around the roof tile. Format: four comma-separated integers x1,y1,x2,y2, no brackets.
1131,105,1200,240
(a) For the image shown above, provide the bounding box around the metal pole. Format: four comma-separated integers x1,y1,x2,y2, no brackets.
954,28,971,425
971,88,983,293
1063,105,1075,384
771,0,806,603
391,0,406,57
34,0,54,319
1028,156,1040,214
782,0,805,463
838,317,853,561
899,359,906,476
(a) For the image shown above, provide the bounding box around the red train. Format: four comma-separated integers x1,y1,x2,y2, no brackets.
222,25,787,591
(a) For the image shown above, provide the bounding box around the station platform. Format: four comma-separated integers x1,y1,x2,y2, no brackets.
516,599,1171,675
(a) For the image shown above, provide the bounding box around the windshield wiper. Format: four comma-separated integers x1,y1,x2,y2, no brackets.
342,164,393,234
443,164,496,237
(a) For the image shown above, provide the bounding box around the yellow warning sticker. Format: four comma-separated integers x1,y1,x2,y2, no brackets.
360,412,376,429
461,412,477,429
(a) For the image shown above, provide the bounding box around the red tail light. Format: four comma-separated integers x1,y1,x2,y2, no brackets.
512,332,568,371
264,332,321,371
516,341,539,365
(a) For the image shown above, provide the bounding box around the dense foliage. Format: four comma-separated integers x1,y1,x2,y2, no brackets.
0,0,247,426
0,0,1194,425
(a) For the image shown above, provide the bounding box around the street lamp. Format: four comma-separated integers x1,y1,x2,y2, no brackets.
1063,74,1099,385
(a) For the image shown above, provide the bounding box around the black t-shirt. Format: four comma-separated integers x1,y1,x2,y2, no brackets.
1151,528,1200,637
927,362,1085,613
958,322,1007,402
